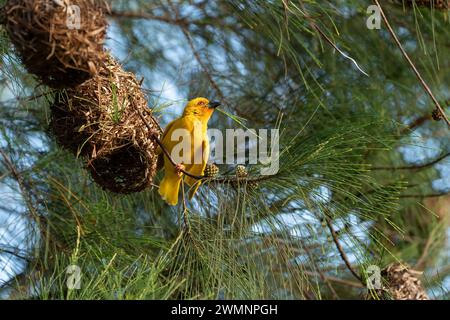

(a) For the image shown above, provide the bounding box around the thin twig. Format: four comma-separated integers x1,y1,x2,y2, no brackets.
374,0,450,127
144,107,164,134
302,270,364,288
324,215,363,283
209,174,278,184
0,248,31,263
401,113,432,134
0,170,10,181
272,265,364,289
399,192,450,198
428,265,450,285
108,10,205,27
0,271,27,291
371,152,450,171
0,148,41,222
415,232,434,270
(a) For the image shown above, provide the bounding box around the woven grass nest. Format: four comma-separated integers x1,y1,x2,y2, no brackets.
368,263,429,300
381,263,429,300
1,0,108,88
50,58,160,194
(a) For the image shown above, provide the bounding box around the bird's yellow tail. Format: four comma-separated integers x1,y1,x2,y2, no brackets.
159,174,182,206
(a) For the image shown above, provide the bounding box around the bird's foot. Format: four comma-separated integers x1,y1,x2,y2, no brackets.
175,164,185,177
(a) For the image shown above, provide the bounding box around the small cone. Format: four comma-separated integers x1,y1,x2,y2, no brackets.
233,165,258,190
236,165,248,178
204,163,219,178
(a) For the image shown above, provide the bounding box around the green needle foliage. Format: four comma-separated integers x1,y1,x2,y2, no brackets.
0,0,449,300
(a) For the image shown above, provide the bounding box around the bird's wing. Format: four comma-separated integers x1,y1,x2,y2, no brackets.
161,118,178,140
160,116,198,173
156,119,178,156
158,117,192,206
156,119,180,171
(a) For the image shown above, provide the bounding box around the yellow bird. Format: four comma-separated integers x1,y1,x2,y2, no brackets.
158,97,220,205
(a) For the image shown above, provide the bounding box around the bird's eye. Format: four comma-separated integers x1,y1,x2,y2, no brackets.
197,101,205,106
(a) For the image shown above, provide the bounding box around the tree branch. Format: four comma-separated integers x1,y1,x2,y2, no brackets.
399,192,450,199
324,215,363,283
302,270,364,289
374,0,450,127
401,113,432,134
0,248,31,263
371,151,450,171
108,10,192,26
0,148,41,222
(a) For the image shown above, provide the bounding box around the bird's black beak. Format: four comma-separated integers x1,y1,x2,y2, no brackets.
208,101,221,109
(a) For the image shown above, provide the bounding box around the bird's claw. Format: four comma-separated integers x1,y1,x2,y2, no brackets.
175,164,185,177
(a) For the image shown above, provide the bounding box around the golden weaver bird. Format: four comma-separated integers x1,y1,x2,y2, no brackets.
157,97,220,205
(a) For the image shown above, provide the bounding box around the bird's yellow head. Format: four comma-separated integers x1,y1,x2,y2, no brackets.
182,97,220,120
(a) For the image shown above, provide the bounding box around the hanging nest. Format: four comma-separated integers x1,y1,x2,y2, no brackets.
368,263,429,300
50,58,160,194
0,0,109,88
382,263,429,300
